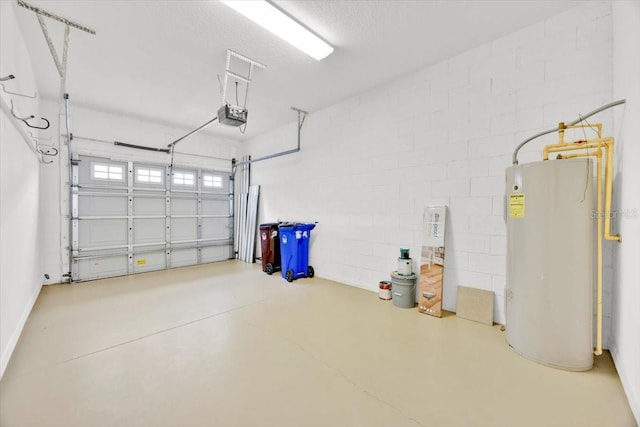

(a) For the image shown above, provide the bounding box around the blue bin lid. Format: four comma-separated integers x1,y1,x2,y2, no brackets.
278,222,316,230
295,223,316,231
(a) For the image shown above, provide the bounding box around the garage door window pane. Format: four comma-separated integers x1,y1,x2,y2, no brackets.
203,174,223,188
92,163,124,181
137,167,163,184
173,172,194,186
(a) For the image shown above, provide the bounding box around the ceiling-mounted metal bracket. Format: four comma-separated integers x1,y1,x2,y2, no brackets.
291,106,308,132
17,0,96,34
231,106,309,177
221,49,266,108
17,0,95,97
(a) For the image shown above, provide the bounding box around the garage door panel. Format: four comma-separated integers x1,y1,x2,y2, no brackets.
79,219,127,248
79,196,127,215
133,218,165,244
133,251,166,273
133,197,164,216
171,198,197,215
201,246,230,263
201,218,228,239
202,199,228,215
171,218,197,241
77,255,128,281
170,249,197,267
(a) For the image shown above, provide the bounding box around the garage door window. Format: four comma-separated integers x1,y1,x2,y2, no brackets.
172,171,195,186
136,167,163,184
203,174,223,188
91,163,124,181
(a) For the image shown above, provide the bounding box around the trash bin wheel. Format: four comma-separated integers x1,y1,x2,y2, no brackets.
307,265,315,278
265,263,274,275
285,269,294,282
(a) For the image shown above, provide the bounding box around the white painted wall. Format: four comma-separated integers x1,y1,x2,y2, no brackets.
38,101,241,284
245,1,614,328
0,1,44,378
611,1,640,423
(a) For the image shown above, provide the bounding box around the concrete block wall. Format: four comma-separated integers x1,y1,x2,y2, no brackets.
245,1,614,329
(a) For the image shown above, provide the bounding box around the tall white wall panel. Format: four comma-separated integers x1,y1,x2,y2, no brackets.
0,1,43,378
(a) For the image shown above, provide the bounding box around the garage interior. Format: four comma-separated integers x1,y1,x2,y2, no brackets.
1,1,639,426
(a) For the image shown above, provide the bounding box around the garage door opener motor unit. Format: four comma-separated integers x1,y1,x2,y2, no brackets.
217,104,247,126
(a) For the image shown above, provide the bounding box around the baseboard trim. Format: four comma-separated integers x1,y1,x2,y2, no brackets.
0,283,42,379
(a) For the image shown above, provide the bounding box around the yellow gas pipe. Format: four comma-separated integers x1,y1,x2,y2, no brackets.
553,149,604,355
542,123,620,356
603,138,619,242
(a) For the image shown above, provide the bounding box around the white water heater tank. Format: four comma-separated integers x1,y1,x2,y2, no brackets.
505,159,594,371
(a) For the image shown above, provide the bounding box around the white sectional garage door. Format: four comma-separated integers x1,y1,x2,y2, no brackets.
72,155,232,281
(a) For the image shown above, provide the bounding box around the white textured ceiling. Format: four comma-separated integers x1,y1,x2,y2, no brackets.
15,0,584,141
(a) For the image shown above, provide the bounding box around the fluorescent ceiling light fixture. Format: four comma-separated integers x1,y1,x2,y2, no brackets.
221,0,334,61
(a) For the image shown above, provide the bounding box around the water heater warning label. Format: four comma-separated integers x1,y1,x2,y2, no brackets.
509,194,525,218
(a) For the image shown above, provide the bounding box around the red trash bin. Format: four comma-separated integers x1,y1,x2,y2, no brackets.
259,223,281,275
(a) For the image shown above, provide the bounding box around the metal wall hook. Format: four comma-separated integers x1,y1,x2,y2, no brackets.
0,83,37,99
10,100,50,129
37,146,57,164
37,146,58,156
24,116,50,130
0,74,15,82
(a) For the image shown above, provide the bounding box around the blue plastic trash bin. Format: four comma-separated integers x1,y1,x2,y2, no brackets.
279,223,316,282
